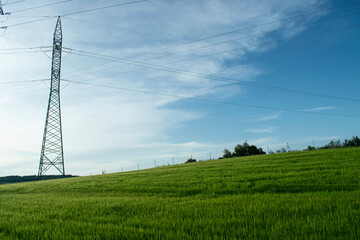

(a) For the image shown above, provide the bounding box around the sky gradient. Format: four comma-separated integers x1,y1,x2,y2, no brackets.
0,0,359,176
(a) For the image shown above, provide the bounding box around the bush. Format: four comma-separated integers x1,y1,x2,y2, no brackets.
307,146,316,151
185,158,197,163
222,141,266,158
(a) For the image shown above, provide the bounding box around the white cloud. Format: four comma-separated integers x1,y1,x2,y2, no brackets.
251,112,282,122
304,106,336,111
245,127,276,134
0,0,328,176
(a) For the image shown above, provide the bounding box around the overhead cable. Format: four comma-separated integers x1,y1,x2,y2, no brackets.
1,0,26,6
1,0,147,29
64,23,360,103
62,16,180,43
0,49,52,54
9,0,72,14
63,79,360,118
143,12,360,62
0,79,50,85
61,0,147,17
124,1,360,59
62,21,360,78
0,46,52,51
163,23,360,66
67,49,360,103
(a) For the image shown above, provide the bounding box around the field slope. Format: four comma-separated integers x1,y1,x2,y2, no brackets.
0,148,359,239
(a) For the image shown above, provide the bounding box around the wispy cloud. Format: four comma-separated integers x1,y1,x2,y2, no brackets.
301,136,339,143
252,112,282,122
305,106,336,112
245,127,276,134
0,0,329,176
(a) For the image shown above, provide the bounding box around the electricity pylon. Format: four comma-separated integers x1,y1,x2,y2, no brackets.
0,0,9,16
38,17,65,177
0,0,4,15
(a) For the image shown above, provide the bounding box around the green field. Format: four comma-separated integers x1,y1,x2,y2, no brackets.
0,148,359,239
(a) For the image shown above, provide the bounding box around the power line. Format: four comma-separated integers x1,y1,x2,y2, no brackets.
20,1,355,80
64,11,360,64
65,48,360,104
250,58,360,82
41,1,360,62
1,16,54,28
0,49,52,54
124,1,360,60
9,0,72,14
0,78,50,98
62,16,181,43
0,1,71,28
0,79,50,85
60,18,360,85
69,48,360,103
1,0,26,6
1,0,148,29
113,22,359,82
62,62,126,79
64,22,360,104
61,0,147,17
0,46,51,51
61,62,115,76
62,79,360,118
0,83,48,98
142,11,360,62
0,46,52,56
0,15,53,18
55,1,360,76
166,23,360,66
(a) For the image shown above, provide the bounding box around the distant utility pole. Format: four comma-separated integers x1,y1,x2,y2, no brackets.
138,163,140,170
286,142,291,152
172,157,174,165
209,152,212,160
38,17,65,178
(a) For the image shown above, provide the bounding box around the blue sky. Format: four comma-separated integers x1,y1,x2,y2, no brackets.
0,0,359,176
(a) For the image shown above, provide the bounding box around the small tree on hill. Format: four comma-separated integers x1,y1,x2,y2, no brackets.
344,136,360,147
233,141,266,157
307,145,316,151
185,158,197,163
223,149,232,158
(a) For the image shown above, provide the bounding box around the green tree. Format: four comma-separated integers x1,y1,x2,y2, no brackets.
307,145,316,151
233,141,266,157
223,149,232,158
185,158,196,163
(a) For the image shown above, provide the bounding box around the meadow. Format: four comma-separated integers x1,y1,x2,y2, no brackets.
0,148,359,239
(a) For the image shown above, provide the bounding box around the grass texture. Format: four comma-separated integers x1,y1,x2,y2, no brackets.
0,148,359,239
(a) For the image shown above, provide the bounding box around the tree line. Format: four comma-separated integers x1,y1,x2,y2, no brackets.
306,136,360,151
220,136,360,159
0,175,77,184
220,141,266,159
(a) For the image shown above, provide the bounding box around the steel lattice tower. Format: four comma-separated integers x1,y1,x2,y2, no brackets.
38,17,65,177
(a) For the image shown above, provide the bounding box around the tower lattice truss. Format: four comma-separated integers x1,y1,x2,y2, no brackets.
38,17,65,177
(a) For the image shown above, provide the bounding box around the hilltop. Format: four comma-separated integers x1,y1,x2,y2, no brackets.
0,148,359,239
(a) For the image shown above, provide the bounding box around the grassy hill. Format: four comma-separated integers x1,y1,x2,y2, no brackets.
0,148,359,239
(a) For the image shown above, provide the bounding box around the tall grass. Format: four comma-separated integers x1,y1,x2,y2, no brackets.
0,148,359,239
